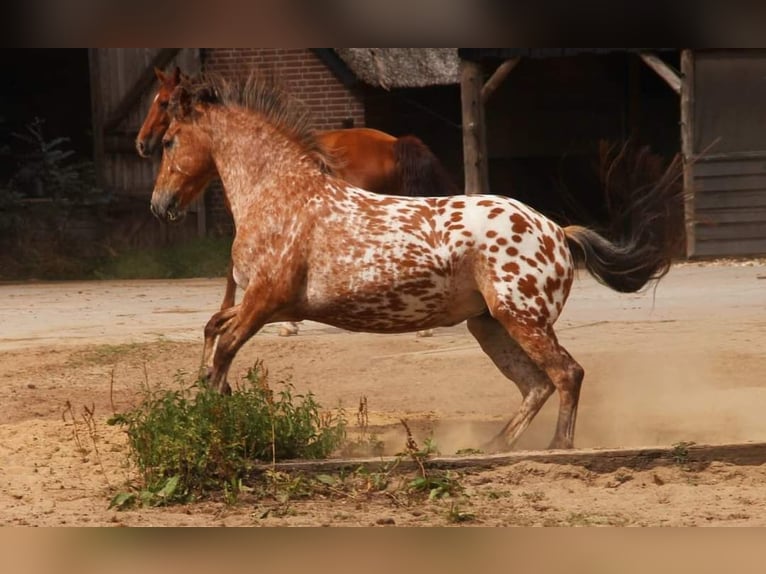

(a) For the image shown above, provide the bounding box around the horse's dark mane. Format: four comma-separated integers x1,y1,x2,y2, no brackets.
177,72,336,173
393,136,460,197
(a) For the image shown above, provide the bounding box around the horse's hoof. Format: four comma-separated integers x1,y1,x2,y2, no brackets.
220,382,232,396
278,324,299,337
547,438,574,450
198,367,213,386
482,437,510,454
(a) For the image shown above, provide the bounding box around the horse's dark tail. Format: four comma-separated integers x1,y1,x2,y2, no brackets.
393,135,460,197
564,143,685,293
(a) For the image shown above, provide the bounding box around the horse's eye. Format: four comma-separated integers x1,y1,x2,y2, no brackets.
162,138,174,150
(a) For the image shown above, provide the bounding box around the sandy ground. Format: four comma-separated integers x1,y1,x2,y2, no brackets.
0,260,765,526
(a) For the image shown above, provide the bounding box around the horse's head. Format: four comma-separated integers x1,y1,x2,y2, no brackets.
136,66,183,158
150,83,217,223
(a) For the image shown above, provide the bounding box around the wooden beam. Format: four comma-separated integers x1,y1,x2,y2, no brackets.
680,49,696,257
253,441,766,475
639,52,681,94
480,57,520,104
460,60,489,195
104,48,181,133
694,150,766,162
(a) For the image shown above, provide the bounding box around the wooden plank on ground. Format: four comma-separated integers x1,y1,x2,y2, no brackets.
256,442,766,475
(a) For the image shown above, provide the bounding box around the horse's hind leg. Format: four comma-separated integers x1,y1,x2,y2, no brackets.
489,311,584,450
467,314,555,451
546,345,584,449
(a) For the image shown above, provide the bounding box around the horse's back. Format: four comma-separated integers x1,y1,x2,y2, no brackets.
317,129,398,193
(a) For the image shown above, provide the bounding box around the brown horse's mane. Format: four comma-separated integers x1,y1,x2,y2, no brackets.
176,72,337,174
393,135,460,197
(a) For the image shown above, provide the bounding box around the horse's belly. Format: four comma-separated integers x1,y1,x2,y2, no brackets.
299,275,486,333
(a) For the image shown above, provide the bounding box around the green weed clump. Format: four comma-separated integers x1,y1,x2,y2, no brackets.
108,362,346,507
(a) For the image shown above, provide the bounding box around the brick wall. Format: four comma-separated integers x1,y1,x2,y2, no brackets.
200,49,366,235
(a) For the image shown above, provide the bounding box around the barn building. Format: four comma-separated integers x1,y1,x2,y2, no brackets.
87,48,766,258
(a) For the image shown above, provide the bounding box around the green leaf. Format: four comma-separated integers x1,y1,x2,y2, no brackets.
155,475,180,501
109,492,136,510
316,474,337,486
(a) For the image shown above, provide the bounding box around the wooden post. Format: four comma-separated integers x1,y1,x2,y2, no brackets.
680,49,695,257
481,58,520,104
88,49,106,191
196,195,207,238
460,60,489,195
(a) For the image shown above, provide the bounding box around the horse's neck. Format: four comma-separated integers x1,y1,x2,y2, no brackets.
209,110,314,224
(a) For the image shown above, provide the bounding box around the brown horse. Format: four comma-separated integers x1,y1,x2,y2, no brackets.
149,74,680,451
137,67,455,336
137,68,457,197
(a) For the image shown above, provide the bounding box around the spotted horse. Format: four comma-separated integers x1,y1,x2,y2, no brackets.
137,67,457,338
149,73,681,451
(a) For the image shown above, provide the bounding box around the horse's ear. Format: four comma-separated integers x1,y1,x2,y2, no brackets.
154,67,167,83
168,85,194,120
172,66,182,84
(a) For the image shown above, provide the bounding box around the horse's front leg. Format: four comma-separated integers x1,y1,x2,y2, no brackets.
200,262,239,381
200,305,239,385
220,261,237,311
208,285,286,394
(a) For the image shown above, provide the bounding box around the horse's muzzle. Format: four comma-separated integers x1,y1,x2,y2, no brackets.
150,194,185,223
136,136,158,158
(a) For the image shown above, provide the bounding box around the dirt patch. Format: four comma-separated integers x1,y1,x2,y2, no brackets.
1,262,765,525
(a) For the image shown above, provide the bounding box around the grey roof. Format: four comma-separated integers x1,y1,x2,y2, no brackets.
333,48,460,89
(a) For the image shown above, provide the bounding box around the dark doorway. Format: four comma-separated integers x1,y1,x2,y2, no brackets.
484,51,681,227
364,84,464,190
0,49,92,181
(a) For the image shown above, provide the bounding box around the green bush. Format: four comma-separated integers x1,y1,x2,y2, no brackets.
108,362,346,505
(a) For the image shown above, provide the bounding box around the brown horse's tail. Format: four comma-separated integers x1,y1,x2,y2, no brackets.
393,135,459,197
564,144,684,293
